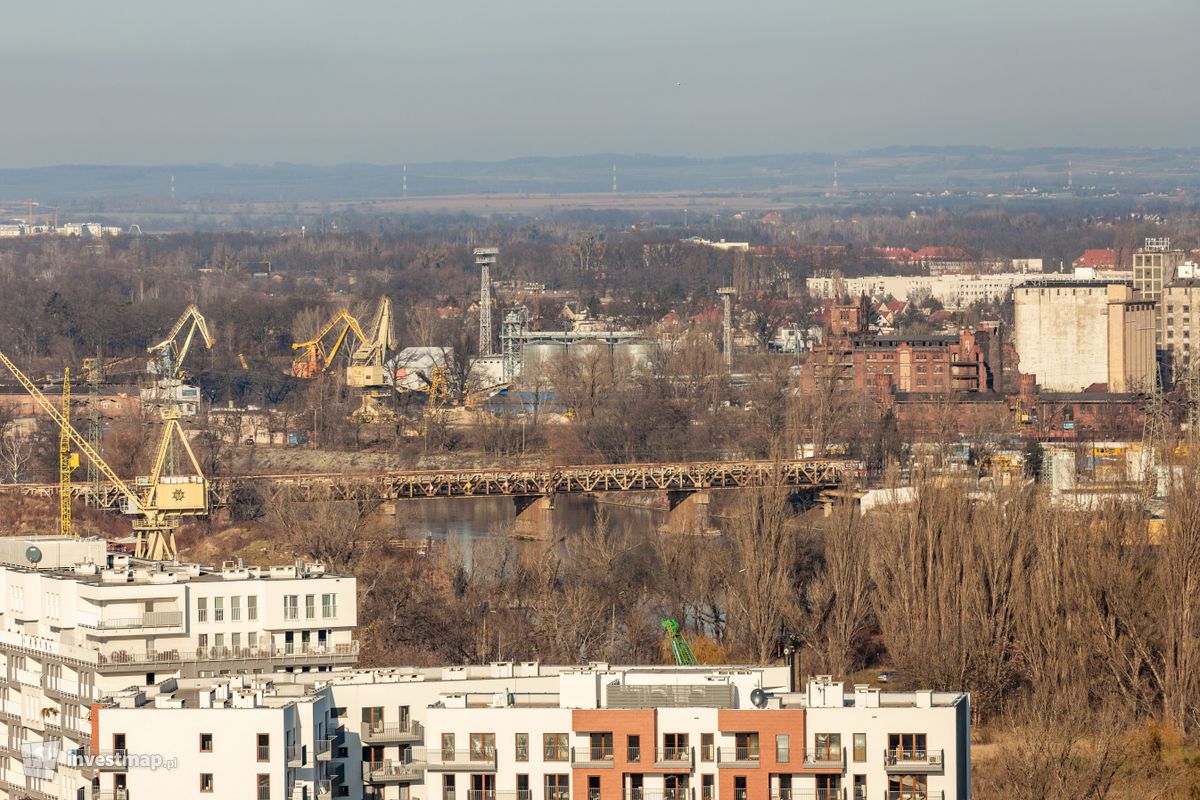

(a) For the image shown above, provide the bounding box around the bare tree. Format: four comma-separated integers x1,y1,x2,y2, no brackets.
802,500,873,679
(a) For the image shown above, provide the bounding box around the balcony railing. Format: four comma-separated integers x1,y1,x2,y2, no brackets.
360,719,424,743
315,737,335,761
771,791,845,800
653,746,693,767
286,744,303,766
92,641,359,668
717,746,760,765
428,748,498,771
257,745,270,762
883,748,944,773
365,754,427,783
803,749,845,769
885,793,942,800
623,789,692,800
572,745,615,766
81,611,184,630
316,779,332,800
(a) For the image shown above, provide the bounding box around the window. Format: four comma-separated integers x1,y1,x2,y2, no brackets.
700,732,714,762
662,733,688,761
257,773,270,800
588,776,601,800
853,774,867,800
853,733,866,762
231,596,241,621
626,734,641,763
214,633,224,652
257,733,270,762
515,732,529,762
887,733,927,759
213,597,224,622
248,596,259,621
589,732,613,761
441,733,455,760
444,775,456,800
701,774,714,800
283,594,298,620
198,633,208,650
887,775,925,798
470,733,496,760
200,773,214,793
734,776,747,800
776,734,790,763
544,774,569,800
249,631,258,649
814,733,841,762
197,597,207,622
543,733,569,761
305,595,316,619
199,733,213,752
734,732,759,760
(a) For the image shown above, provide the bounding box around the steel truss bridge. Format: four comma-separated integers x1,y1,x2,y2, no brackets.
0,458,855,512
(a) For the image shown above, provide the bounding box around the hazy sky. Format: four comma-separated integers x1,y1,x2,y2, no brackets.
2,0,1197,167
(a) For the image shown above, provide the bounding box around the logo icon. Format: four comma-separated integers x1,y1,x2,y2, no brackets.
20,740,60,779
172,489,186,501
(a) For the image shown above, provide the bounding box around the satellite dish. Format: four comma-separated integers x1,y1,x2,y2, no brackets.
750,688,768,709
25,545,43,566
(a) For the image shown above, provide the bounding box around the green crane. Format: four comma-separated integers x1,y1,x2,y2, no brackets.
662,618,698,666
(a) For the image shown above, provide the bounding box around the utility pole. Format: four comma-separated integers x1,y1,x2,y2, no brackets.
475,247,499,356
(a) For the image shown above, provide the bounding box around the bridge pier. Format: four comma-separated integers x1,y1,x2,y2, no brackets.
659,490,715,535
511,495,555,540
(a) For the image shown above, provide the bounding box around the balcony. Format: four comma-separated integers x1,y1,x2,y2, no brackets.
365,752,427,783
428,749,498,771
316,779,333,800
883,748,944,774
286,744,304,767
81,611,184,630
360,719,424,744
885,793,942,800
653,747,693,768
623,790,692,800
771,791,845,800
716,746,760,767
803,749,845,770
315,737,336,761
90,748,129,771
93,641,359,671
572,745,615,768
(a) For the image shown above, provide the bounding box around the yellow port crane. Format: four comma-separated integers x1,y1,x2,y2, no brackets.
291,308,366,379
348,297,397,419
148,304,215,378
0,348,208,561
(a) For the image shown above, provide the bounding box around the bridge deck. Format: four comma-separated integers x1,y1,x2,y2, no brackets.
0,459,854,511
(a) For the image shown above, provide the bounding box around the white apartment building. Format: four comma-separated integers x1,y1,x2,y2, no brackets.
88,666,968,800
807,269,1119,308
0,535,357,800
0,537,968,800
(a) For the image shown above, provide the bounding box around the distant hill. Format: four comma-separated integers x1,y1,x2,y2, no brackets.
1,147,1198,206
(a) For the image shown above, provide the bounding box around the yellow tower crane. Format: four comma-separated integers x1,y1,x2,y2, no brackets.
0,348,208,561
291,308,366,378
59,368,79,538
348,297,397,419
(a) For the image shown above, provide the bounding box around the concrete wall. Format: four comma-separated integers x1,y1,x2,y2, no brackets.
1014,285,1110,391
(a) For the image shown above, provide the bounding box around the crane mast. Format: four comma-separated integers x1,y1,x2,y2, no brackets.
59,368,78,538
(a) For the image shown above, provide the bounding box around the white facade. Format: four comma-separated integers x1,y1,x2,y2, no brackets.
0,537,357,800
807,270,1112,308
